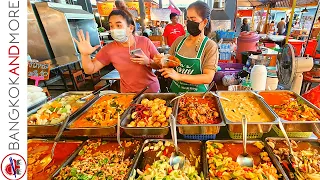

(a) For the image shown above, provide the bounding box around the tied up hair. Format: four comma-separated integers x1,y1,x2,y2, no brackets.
188,1,212,36
109,9,136,34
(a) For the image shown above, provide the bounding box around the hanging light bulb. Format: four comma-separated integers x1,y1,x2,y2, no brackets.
301,8,308,13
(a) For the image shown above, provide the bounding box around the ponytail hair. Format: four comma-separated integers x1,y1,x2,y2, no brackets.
109,9,136,34
187,1,212,36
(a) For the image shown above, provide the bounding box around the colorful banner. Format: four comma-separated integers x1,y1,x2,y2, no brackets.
126,2,140,14
97,2,114,16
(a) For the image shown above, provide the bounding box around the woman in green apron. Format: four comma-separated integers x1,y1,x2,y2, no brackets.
158,1,219,93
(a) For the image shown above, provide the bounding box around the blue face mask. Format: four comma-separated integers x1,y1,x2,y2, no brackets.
110,29,128,43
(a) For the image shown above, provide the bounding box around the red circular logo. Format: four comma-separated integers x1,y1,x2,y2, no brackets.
1,154,27,180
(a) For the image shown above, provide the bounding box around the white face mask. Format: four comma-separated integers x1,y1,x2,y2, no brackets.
110,29,128,43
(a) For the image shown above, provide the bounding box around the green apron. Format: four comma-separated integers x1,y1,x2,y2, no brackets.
170,36,209,93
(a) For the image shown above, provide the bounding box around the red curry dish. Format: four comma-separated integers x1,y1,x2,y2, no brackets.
28,141,81,180
259,91,320,121
177,96,221,125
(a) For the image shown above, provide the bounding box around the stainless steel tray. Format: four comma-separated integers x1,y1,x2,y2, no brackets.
264,137,320,180
205,140,285,180
28,138,85,179
216,91,278,133
258,90,320,132
174,92,226,135
27,91,98,137
121,93,177,137
129,139,205,179
52,138,142,180
65,93,137,137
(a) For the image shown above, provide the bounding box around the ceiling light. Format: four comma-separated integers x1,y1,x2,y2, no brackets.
301,8,308,13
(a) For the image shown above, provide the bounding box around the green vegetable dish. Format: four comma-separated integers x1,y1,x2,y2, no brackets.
54,139,140,180
129,141,204,180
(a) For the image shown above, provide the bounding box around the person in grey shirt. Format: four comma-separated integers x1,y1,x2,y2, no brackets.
277,18,286,35
241,18,250,32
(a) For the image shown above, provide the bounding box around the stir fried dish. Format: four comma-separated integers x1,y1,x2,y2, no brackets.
28,94,91,125
219,92,272,122
177,96,221,125
267,139,320,180
260,92,320,121
130,141,203,180
55,139,140,180
70,94,134,128
207,141,280,180
127,98,172,127
28,141,81,180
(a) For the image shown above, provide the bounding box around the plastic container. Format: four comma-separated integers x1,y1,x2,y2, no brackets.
304,39,318,57
236,32,260,63
266,76,278,90
288,39,304,57
250,65,267,91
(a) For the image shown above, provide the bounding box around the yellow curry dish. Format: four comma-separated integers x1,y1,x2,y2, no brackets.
219,92,273,122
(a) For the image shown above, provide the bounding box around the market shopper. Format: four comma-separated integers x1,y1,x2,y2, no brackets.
277,18,286,35
156,1,218,93
240,18,250,32
163,13,186,47
73,9,160,93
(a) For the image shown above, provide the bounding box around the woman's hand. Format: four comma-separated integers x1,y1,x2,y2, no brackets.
159,68,181,81
130,50,150,65
73,29,100,56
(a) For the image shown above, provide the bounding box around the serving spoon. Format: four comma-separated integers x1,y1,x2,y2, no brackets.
202,81,216,99
169,114,185,169
34,115,70,172
117,113,125,161
210,91,231,102
236,115,254,167
169,92,187,104
77,83,111,103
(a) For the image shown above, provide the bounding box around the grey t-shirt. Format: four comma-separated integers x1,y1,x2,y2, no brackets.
168,36,219,71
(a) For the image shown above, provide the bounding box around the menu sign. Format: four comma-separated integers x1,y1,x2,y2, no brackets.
28,61,50,80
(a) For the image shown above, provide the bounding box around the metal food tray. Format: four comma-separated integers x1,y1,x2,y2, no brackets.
204,140,285,179
28,91,98,137
66,93,137,137
264,137,320,180
258,90,320,132
129,139,205,179
121,93,177,137
28,138,85,179
174,92,226,135
216,91,278,133
52,138,142,179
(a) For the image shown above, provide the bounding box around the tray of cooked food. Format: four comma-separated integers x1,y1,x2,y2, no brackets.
129,139,205,180
174,93,225,135
265,138,320,180
205,140,282,179
121,93,177,137
259,90,320,133
216,91,278,134
53,138,142,180
27,91,98,137
27,139,84,180
66,93,136,137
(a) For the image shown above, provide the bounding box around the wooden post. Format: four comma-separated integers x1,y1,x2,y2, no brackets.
139,0,146,31
263,4,270,34
285,0,297,44
251,7,255,31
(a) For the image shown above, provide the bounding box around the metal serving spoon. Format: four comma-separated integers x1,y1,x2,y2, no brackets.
169,92,187,104
34,115,70,172
77,84,111,103
169,114,185,169
237,115,254,167
210,91,231,102
278,121,297,174
202,81,216,99
117,113,125,161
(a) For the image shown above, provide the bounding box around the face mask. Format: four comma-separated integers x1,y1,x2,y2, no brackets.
110,29,128,43
187,20,202,36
